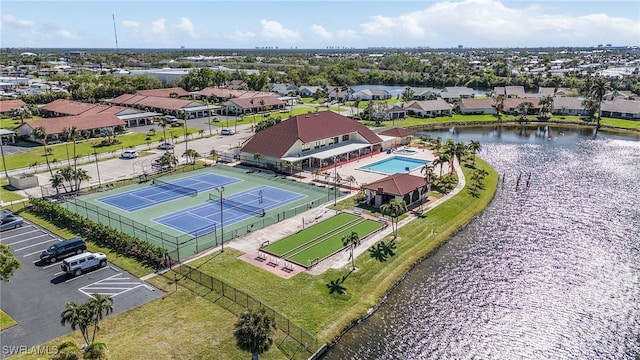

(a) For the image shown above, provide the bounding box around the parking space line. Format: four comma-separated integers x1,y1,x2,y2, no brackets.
24,250,48,258
7,234,52,246
78,273,153,298
14,238,58,252
0,229,41,242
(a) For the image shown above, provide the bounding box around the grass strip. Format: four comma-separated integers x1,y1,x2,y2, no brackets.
288,219,384,265
263,213,357,255
0,310,17,331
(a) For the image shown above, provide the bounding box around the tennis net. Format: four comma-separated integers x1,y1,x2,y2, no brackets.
209,192,265,216
153,179,198,196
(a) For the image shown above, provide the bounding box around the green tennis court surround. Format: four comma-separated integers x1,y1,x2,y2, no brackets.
262,212,385,267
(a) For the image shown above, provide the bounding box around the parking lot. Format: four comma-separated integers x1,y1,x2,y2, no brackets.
0,219,164,358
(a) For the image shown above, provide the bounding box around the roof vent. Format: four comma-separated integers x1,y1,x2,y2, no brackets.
305,115,310,118
315,113,319,116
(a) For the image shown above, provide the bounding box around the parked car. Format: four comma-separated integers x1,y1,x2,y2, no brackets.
61,252,108,277
158,142,175,150
40,237,87,263
121,150,139,159
0,212,23,231
220,128,235,135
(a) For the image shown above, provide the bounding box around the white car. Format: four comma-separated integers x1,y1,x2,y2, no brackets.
121,150,139,159
220,128,235,135
158,142,175,150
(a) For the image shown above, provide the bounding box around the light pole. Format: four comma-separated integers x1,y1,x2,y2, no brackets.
206,100,212,136
0,140,8,179
216,186,225,252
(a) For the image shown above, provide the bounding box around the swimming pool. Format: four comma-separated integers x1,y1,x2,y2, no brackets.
359,156,430,175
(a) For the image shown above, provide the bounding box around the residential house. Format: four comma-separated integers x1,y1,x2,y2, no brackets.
110,94,213,120
363,173,429,208
601,99,640,119
136,87,191,98
406,99,452,118
494,85,525,98
225,95,286,116
538,87,571,97
377,127,414,147
460,98,496,115
327,87,349,102
40,99,160,127
440,87,475,103
351,88,392,101
298,86,321,98
551,97,588,116
503,97,541,114
271,83,298,97
16,113,125,143
0,99,27,116
411,87,439,100
240,111,383,172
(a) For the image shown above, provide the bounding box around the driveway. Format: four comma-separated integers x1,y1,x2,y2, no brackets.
0,220,164,359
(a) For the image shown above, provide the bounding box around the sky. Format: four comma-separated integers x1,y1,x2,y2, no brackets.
1,0,639,49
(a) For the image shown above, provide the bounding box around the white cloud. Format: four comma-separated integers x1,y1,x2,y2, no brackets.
122,20,140,29
260,19,301,42
1,14,35,27
354,0,640,47
228,31,256,42
150,19,167,35
173,17,198,39
310,24,332,40
58,30,77,39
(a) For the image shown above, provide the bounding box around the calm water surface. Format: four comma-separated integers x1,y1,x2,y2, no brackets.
326,126,640,359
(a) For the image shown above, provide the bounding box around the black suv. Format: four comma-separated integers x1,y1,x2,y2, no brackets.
40,237,87,263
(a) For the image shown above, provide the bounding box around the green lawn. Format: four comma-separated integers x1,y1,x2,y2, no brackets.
8,158,498,360
1,178,25,203
264,213,357,255
263,213,385,266
186,158,498,342
0,116,45,131
0,127,202,171
288,218,383,266
0,310,17,331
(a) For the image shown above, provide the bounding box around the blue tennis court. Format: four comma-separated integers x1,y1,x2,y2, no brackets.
98,173,240,211
153,185,306,236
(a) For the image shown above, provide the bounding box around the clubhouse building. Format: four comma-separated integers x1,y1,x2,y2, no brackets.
240,112,384,172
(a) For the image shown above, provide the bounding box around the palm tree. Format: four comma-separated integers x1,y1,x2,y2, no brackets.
33,126,54,176
493,94,505,121
182,148,200,165
380,199,407,238
64,126,79,188
60,301,92,345
431,153,449,178
467,140,482,165
73,168,91,191
516,101,533,124
538,95,554,121
159,152,178,170
157,116,170,143
421,163,436,194
589,77,612,129
209,148,219,164
342,231,360,270
87,294,113,343
234,308,277,360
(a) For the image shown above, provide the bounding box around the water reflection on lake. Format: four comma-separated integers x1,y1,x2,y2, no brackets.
325,126,640,359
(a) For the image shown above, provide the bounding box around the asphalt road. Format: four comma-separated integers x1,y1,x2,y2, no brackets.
0,219,164,359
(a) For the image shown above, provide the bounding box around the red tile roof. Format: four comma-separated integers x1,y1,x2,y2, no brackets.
110,94,200,111
241,111,383,158
364,173,427,196
0,99,26,113
40,99,128,116
136,87,190,98
378,127,414,137
41,99,98,115
228,95,285,109
21,113,125,135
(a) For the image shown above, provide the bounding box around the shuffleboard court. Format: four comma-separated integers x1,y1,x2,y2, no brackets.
153,185,306,236
98,173,240,211
262,213,385,267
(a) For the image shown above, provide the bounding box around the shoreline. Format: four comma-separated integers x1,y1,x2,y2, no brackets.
319,157,499,349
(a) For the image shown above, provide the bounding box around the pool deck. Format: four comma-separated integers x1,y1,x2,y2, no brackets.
183,146,462,278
